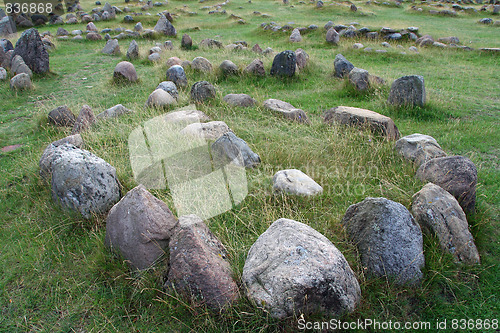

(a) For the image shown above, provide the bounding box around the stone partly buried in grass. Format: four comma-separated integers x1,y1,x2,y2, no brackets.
113,61,138,83
13,28,50,74
48,105,76,127
71,105,96,135
395,133,447,167
146,89,176,108
190,81,216,103
272,169,323,196
270,50,296,77
416,156,477,213
263,98,309,123
165,215,239,309
323,106,400,140
105,185,179,270
243,218,361,319
388,75,426,107
342,197,425,285
211,132,261,168
411,183,480,265
50,143,121,219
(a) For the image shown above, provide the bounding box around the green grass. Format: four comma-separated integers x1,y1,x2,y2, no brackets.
1,0,499,331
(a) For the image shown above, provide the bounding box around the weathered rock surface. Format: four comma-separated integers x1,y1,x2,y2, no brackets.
295,48,309,69
243,218,361,318
39,134,84,182
190,81,216,103
270,50,296,77
348,67,370,91
71,105,96,135
180,121,231,141
166,65,187,87
333,54,354,78
263,98,309,123
13,28,49,74
219,60,238,76
97,104,133,118
105,184,178,270
50,144,121,218
156,81,178,99
342,197,425,284
164,108,210,124
154,14,176,36
211,132,261,168
113,61,138,82
181,33,192,49
324,106,400,140
395,133,447,166
191,56,212,72
244,59,266,76
411,183,480,265
416,156,477,213
126,40,139,59
272,169,323,196
165,215,238,309
146,89,177,108
10,73,32,90
388,75,426,107
326,28,339,44
289,28,302,42
48,105,76,127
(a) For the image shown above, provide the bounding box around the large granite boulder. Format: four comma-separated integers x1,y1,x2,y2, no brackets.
13,28,49,74
243,218,361,318
411,183,480,265
105,185,179,270
39,134,84,182
50,144,121,218
342,197,425,285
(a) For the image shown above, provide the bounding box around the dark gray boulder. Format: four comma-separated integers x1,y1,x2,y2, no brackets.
126,40,139,60
166,65,187,87
154,14,176,36
416,156,477,213
211,132,261,168
342,197,425,285
105,185,178,270
270,50,296,77
388,75,426,107
395,133,447,167
181,33,192,49
333,53,354,78
190,81,216,103
48,105,76,127
156,81,178,99
348,67,370,91
71,105,96,135
13,28,49,74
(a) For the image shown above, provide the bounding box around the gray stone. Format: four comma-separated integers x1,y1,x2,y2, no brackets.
163,108,210,124
39,134,84,182
219,60,238,76
148,53,161,62
395,133,447,166
333,54,354,78
191,56,212,72
56,27,69,36
134,22,143,32
223,93,256,107
199,38,223,49
190,81,216,103
10,73,32,90
86,22,98,32
342,197,425,284
105,185,178,270
326,28,339,44
263,98,309,123
388,75,426,107
97,104,133,118
146,89,177,108
348,67,370,91
270,50,296,77
252,43,262,53
71,105,97,135
0,66,6,80
51,144,121,219
289,28,302,42
102,39,120,55
180,121,231,141
166,57,182,67
13,28,49,74
0,16,16,38
181,33,192,49
273,169,323,196
156,81,178,99
411,183,480,265
324,106,400,140
243,218,361,319
126,40,139,60
166,65,187,87
211,132,261,168
86,32,102,41
165,215,239,309
324,20,334,30
11,55,32,77
295,48,309,69
416,156,477,213
438,36,460,44
113,61,137,82
244,59,266,76
48,105,76,127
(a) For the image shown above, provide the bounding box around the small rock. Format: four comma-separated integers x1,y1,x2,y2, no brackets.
126,40,139,60
348,67,370,91
353,43,364,49
324,106,400,139
102,39,120,55
333,54,354,78
113,61,138,82
190,81,216,103
97,104,133,118
86,32,102,41
244,59,266,76
289,28,302,42
219,60,239,76
48,105,76,127
342,197,425,284
416,156,477,213
191,56,212,72
411,183,480,265
252,43,263,53
273,169,323,196
166,57,182,67
105,185,178,270
223,93,256,107
211,132,261,168
72,105,96,135
326,28,339,44
294,48,309,69
146,89,177,108
263,98,308,122
181,33,192,49
164,108,209,124
0,66,6,80
10,73,32,90
86,22,98,32
166,65,187,87
156,81,178,99
154,14,176,36
395,133,446,166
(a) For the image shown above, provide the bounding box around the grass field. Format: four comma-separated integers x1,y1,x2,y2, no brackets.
0,0,499,331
